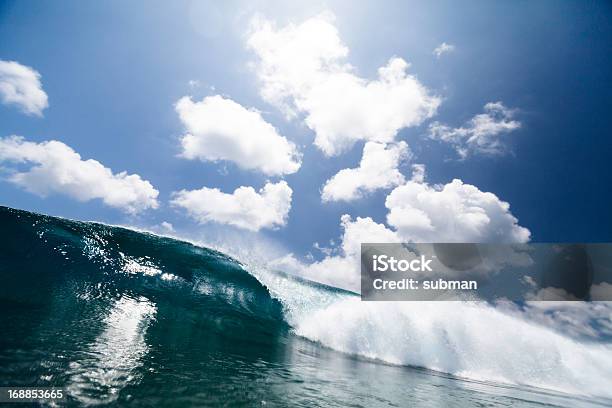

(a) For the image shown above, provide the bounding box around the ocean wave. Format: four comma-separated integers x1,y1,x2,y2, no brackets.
2,206,611,401
243,261,612,399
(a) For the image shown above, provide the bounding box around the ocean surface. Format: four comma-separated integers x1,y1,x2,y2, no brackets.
1,206,611,407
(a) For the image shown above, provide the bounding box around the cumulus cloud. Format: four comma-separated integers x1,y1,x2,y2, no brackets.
321,141,409,202
247,12,440,156
410,163,426,183
497,300,612,340
386,177,530,243
526,287,581,301
0,136,159,213
591,283,612,301
273,170,530,292
176,95,301,176
171,180,292,232
0,60,48,116
433,42,455,58
159,221,175,232
274,214,399,291
428,102,521,158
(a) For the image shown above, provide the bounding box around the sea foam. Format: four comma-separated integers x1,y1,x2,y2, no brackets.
246,262,612,399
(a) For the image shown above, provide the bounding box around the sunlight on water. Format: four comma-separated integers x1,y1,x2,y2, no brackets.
66,295,156,405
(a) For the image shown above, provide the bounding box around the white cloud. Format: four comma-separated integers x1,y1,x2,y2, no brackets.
171,180,292,232
0,136,159,213
428,102,521,158
410,163,426,183
176,95,301,176
321,141,409,202
526,287,581,301
247,12,440,156
0,60,48,116
498,300,612,340
433,42,455,58
386,177,530,243
591,283,612,301
282,214,399,291
159,221,174,232
273,170,530,292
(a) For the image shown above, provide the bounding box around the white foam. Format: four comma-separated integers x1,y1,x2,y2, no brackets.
246,263,612,399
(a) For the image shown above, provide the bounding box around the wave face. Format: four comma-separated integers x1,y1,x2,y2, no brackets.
1,206,611,407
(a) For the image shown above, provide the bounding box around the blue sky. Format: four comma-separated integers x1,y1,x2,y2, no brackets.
1,0,611,288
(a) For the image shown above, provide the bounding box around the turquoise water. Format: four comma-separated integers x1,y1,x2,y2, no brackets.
0,206,610,407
